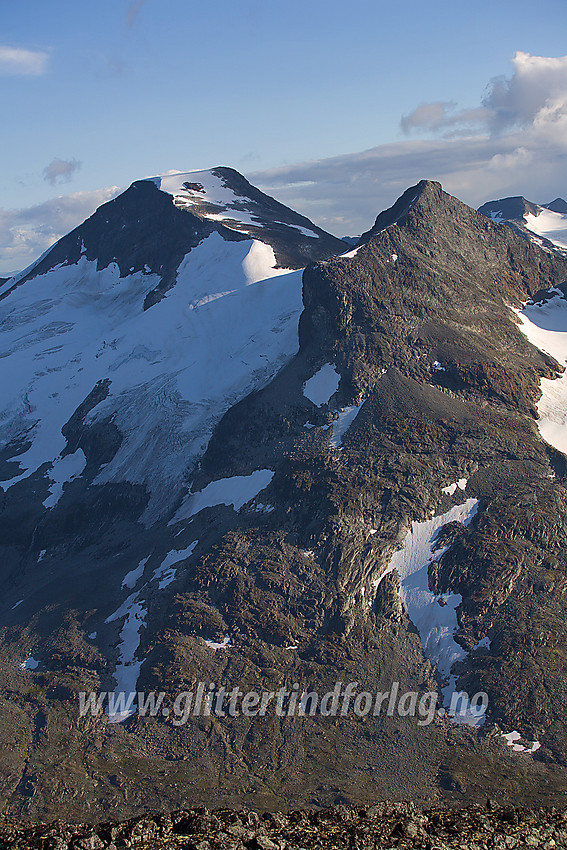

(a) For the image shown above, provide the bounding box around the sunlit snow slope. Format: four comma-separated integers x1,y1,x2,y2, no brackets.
0,167,348,524
517,292,567,456
524,208,567,250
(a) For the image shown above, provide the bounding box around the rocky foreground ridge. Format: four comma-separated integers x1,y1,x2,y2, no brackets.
1,803,566,849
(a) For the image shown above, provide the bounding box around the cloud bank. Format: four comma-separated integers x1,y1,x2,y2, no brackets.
250,52,567,236
0,46,48,76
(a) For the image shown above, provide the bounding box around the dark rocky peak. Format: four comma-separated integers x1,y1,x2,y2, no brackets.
0,179,233,305
301,179,567,407
545,197,567,214
477,196,541,222
351,180,545,282
356,180,440,243
1,167,347,307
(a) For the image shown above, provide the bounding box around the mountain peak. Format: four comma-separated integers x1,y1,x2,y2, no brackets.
478,194,567,254
477,196,541,223
357,180,443,242
1,166,347,307
545,197,567,214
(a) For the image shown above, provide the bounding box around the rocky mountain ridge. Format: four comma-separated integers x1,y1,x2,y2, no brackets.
1,174,567,820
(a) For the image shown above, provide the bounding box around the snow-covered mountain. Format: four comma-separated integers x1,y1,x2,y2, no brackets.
0,168,346,524
478,195,567,254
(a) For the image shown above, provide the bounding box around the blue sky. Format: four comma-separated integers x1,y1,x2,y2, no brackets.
1,0,567,272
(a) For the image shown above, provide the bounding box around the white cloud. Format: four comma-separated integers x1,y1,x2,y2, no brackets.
0,187,122,276
250,53,567,236
401,52,567,143
43,158,82,186
0,46,48,76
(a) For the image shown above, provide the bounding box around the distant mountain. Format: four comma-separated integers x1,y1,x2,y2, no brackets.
545,198,567,214
478,194,567,254
3,173,567,820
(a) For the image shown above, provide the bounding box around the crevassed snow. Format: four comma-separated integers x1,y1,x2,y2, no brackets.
204,633,232,651
21,657,39,670
0,232,303,524
525,209,567,249
516,296,567,455
329,402,364,448
303,364,340,406
42,449,86,509
172,470,274,523
122,555,150,589
105,592,147,722
152,541,198,589
374,499,479,717
442,478,467,496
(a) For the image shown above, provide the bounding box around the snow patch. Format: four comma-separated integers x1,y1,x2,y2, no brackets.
516,296,567,455
524,209,567,249
11,599,23,610
473,636,491,650
122,556,150,589
252,502,274,513
303,364,340,406
204,634,232,651
172,470,274,523
374,499,480,720
501,730,541,754
152,541,198,589
330,401,364,448
341,246,362,258
43,449,86,509
442,478,467,496
21,657,39,670
433,361,446,372
105,593,147,723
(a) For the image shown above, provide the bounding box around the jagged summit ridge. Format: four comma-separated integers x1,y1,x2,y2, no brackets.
356,179,441,243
